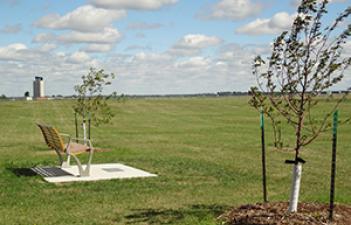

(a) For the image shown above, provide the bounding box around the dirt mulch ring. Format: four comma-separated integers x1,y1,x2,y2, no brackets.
218,202,351,225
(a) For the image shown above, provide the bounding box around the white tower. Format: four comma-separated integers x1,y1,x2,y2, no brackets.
33,76,45,99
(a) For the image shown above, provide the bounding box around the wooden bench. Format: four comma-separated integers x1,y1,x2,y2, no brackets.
37,123,94,176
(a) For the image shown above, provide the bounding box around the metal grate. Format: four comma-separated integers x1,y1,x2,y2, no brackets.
32,167,73,177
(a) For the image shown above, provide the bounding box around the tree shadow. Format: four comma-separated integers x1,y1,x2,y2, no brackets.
125,204,229,224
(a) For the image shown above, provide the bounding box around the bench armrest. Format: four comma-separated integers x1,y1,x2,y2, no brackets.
70,137,93,148
59,133,71,144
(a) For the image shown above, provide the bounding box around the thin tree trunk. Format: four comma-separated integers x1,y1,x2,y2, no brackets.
273,122,278,148
277,123,282,149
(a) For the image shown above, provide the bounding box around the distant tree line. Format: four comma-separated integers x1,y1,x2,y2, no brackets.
2,90,349,101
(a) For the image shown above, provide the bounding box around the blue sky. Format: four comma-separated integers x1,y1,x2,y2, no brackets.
0,0,349,96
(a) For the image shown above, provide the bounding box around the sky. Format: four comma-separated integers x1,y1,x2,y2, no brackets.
0,0,350,97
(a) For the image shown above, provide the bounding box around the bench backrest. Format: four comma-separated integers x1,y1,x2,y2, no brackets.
37,123,65,153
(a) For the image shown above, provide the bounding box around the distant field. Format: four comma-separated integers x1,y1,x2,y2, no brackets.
0,97,350,225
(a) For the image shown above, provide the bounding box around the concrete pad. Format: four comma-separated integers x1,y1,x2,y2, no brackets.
32,163,157,183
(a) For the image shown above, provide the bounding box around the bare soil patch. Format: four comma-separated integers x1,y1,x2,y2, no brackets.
219,202,351,225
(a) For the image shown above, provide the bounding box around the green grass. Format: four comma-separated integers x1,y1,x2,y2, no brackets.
0,96,350,225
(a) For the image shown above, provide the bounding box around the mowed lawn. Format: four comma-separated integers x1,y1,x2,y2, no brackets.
0,97,350,225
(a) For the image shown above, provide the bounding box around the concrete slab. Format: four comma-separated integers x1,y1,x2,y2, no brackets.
32,163,157,183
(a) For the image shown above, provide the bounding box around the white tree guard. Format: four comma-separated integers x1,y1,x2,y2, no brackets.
82,121,87,144
288,163,302,212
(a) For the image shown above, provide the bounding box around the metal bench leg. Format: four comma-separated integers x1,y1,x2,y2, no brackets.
70,151,94,177
70,154,87,176
83,148,94,176
61,155,71,168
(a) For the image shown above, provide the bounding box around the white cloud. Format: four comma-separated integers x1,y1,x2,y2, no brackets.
132,52,172,63
125,45,152,51
176,57,211,69
39,43,57,52
177,34,222,48
127,22,163,30
2,43,27,51
58,27,122,44
199,0,262,21
0,23,22,34
0,43,28,61
0,43,102,96
0,43,91,65
32,33,56,43
82,43,115,52
169,34,222,56
90,0,177,10
236,12,296,35
68,51,91,64
0,41,271,96
32,28,121,53
34,5,126,32
33,27,121,52
343,41,351,54
96,43,263,95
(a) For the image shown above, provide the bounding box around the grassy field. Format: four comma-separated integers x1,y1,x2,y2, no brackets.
0,96,350,225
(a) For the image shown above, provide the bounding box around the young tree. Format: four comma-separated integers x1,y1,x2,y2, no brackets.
250,0,351,212
73,68,116,141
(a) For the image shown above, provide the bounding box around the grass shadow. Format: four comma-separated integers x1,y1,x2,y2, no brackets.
125,204,229,224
